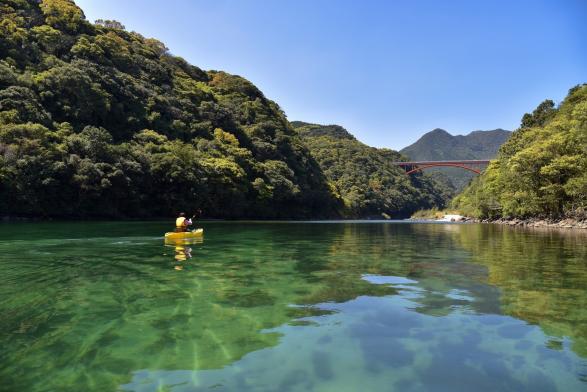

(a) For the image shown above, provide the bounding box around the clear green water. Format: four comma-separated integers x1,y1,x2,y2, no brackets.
1,221,586,392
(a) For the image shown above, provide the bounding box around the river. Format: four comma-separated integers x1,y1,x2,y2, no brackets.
1,221,586,391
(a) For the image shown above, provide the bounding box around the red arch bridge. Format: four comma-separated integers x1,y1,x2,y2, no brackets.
392,160,490,175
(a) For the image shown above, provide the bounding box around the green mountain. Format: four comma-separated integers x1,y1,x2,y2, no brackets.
400,128,511,192
0,0,447,219
453,85,587,219
292,121,450,218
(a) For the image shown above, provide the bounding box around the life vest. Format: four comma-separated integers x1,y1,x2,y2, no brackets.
176,217,186,228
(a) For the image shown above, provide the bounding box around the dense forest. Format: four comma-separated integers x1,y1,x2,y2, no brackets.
400,128,511,193
0,0,447,219
292,122,450,218
453,85,587,219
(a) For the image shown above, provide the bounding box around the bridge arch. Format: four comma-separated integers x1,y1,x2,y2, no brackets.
405,163,481,175
392,160,490,175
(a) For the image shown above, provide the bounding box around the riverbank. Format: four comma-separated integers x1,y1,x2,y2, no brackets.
476,217,587,229
410,209,587,229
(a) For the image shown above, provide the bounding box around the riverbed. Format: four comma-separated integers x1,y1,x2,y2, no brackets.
1,221,586,391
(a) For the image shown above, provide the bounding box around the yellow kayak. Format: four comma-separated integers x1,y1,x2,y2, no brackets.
164,228,204,240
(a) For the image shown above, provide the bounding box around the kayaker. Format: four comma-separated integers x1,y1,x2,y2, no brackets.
175,212,192,232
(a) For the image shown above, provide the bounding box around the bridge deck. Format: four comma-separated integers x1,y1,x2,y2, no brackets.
392,160,490,166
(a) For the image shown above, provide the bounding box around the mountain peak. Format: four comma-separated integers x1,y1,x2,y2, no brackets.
430,128,451,135
402,128,511,158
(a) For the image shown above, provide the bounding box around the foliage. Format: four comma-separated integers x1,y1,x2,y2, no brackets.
39,0,87,34
94,19,125,30
293,122,451,218
520,99,556,129
453,85,587,219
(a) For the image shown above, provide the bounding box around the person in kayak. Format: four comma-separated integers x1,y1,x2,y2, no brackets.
175,212,193,232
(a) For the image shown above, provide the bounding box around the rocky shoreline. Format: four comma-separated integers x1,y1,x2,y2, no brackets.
409,213,587,230
474,217,587,230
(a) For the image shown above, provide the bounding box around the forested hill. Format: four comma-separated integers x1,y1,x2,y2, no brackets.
292,122,450,218
453,85,587,219
0,0,447,219
400,128,511,192
0,0,341,218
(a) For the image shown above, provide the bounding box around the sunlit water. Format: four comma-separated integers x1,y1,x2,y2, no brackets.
1,221,586,391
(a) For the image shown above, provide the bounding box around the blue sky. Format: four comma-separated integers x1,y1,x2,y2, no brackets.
77,0,586,149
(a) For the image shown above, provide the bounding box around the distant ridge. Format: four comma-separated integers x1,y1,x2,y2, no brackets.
292,122,451,218
400,128,511,192
401,128,511,160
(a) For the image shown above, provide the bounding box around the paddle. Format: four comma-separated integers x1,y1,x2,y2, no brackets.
188,209,202,231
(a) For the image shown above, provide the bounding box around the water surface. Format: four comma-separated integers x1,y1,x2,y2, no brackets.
1,221,586,391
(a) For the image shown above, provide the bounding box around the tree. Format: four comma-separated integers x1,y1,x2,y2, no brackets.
39,0,87,34
94,19,125,30
520,99,556,129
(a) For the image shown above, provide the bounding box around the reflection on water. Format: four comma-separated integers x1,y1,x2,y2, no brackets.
164,236,203,270
414,224,587,357
0,222,586,391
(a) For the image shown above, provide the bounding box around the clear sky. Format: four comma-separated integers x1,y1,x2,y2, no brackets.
76,0,586,150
